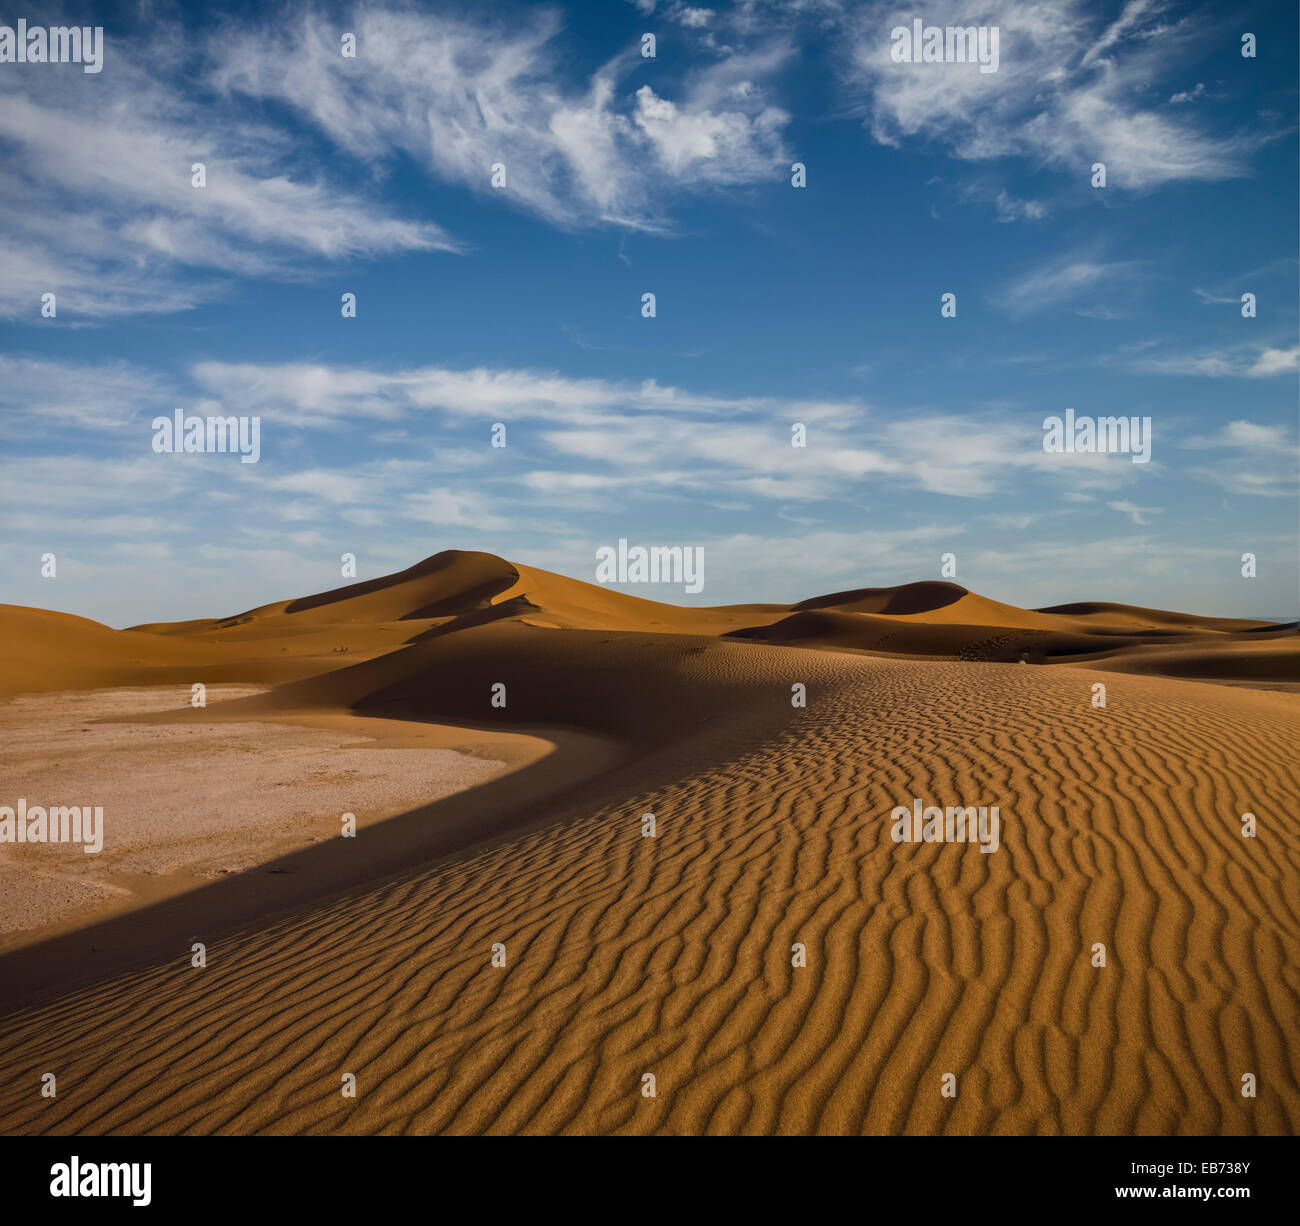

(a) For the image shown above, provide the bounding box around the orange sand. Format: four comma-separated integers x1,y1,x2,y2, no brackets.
0,550,1295,1135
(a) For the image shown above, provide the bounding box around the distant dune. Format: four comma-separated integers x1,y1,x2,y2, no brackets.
0,550,1296,1136
3,549,1292,699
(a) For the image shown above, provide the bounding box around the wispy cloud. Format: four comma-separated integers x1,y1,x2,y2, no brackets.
190,361,771,427
840,0,1266,191
1191,287,1239,305
1107,498,1162,525
1179,420,1299,497
0,356,172,434
174,358,1151,506
994,253,1141,316
1127,344,1300,378
211,5,793,231
0,41,452,319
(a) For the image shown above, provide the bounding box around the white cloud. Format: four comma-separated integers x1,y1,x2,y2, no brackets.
191,361,769,427
995,254,1140,316
1127,344,1300,379
0,356,172,434
212,6,792,231
1246,346,1300,378
676,8,716,29
1107,499,1162,525
404,489,512,530
269,471,374,504
178,356,1165,509
633,81,789,181
1179,419,1298,498
0,49,452,319
841,0,1260,190
992,190,1047,222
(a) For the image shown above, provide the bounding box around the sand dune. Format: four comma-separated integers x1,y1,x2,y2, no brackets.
1035,600,1274,633
0,605,224,696
90,548,1299,685
728,608,1300,672
728,579,1293,677
0,550,1296,1136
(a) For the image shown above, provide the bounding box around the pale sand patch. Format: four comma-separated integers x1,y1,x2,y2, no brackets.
0,686,527,940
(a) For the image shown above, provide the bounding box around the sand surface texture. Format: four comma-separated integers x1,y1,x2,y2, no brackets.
0,551,1295,1134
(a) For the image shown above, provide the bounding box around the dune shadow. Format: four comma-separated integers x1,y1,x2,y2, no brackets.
0,713,624,1015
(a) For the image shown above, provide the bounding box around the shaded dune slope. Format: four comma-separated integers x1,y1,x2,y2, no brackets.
243,622,777,746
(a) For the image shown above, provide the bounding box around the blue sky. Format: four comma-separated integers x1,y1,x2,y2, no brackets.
1,0,1297,625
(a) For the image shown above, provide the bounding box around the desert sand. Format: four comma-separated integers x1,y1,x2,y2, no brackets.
0,685,532,942
0,550,1295,1135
